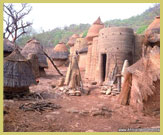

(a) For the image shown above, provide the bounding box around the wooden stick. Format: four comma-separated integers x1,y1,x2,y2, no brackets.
43,50,63,76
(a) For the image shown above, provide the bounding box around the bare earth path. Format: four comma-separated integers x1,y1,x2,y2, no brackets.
4,61,160,132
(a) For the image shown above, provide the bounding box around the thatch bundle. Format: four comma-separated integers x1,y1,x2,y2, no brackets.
21,38,48,69
118,46,160,114
67,34,79,47
3,38,14,57
144,16,160,46
86,17,104,43
4,49,36,95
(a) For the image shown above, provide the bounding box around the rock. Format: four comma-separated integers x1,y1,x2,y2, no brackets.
59,87,64,91
68,90,76,96
91,81,97,85
106,88,111,95
91,110,103,116
63,89,68,93
66,107,79,113
90,106,112,117
50,111,60,115
75,91,81,96
79,110,89,116
101,90,106,94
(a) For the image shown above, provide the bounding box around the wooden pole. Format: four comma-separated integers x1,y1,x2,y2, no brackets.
43,50,63,76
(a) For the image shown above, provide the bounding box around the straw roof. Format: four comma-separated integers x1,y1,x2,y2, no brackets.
67,34,79,47
3,38,14,52
127,46,160,104
86,17,104,41
144,16,160,46
4,49,36,88
21,38,48,68
51,42,69,59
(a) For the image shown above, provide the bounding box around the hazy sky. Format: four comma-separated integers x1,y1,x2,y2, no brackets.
6,3,156,32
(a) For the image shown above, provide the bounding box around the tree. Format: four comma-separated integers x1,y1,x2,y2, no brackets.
3,3,32,43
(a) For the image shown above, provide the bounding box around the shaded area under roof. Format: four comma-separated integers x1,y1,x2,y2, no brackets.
78,47,88,54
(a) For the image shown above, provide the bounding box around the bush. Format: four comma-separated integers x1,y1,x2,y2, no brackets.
136,25,148,34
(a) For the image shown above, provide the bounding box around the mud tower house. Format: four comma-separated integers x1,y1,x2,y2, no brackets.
84,17,144,84
67,34,88,70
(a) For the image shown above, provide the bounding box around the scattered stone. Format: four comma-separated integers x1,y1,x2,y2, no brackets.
101,90,107,94
90,106,112,117
68,90,76,96
59,87,64,91
75,91,81,96
50,111,60,115
79,110,89,115
106,88,111,95
66,107,79,113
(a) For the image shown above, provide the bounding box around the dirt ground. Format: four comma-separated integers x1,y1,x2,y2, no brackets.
4,60,160,132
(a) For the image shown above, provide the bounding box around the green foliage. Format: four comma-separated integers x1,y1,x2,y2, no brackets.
105,4,160,31
82,30,88,38
16,24,90,47
136,25,148,34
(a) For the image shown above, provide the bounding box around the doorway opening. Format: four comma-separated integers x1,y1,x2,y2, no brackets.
101,54,107,81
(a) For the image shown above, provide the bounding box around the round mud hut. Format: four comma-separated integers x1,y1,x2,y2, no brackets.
144,16,160,47
74,37,88,52
51,42,69,67
86,17,104,44
97,27,134,83
85,17,104,79
4,49,37,97
3,38,14,57
67,34,79,47
21,38,48,76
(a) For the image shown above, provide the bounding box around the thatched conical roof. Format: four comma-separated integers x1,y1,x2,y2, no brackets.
3,38,14,52
21,38,48,68
4,49,37,88
127,46,160,106
51,42,69,59
144,16,160,46
67,34,79,47
86,17,104,42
